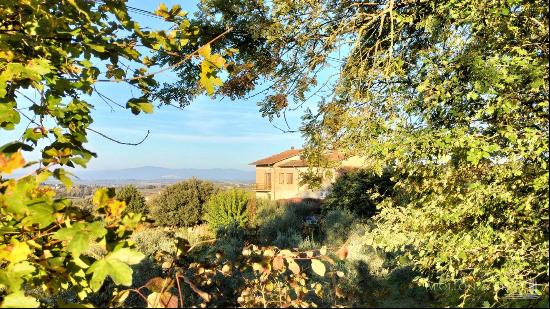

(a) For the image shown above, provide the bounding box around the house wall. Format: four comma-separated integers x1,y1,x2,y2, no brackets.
254,154,367,200
255,166,272,187
341,155,367,167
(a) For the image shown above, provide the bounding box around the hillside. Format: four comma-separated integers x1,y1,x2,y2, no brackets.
73,166,255,183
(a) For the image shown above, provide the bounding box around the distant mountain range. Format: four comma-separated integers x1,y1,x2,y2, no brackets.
72,166,255,183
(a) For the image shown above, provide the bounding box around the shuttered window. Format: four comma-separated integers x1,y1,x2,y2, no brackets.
286,173,293,184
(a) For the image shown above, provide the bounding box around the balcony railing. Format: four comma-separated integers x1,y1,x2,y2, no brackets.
254,183,272,191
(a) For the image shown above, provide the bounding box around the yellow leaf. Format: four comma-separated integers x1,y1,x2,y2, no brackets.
279,249,294,257
198,44,212,58
147,292,178,308
252,263,263,272
1,292,39,308
0,151,25,174
263,248,275,257
106,200,126,218
311,259,326,277
221,264,231,273
156,3,168,14
208,54,225,68
92,187,113,207
272,256,284,271
287,258,300,275
0,240,31,263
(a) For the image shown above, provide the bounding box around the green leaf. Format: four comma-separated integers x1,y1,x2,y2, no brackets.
21,204,56,228
53,222,107,257
126,98,154,115
53,168,73,191
85,247,144,292
107,248,145,265
27,58,52,76
87,259,133,292
88,44,105,53
1,292,39,308
22,128,45,145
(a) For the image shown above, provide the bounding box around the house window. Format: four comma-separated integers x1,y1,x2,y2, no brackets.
279,172,285,184
286,173,293,184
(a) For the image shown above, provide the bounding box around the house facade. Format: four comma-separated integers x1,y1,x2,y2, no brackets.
250,147,366,200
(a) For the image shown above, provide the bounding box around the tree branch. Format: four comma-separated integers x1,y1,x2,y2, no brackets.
87,127,150,146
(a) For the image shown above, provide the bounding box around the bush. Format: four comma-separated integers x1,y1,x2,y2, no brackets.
323,168,395,217
322,208,357,246
131,227,178,256
255,200,314,248
116,185,147,215
286,199,321,217
70,197,95,217
248,198,278,228
204,189,250,229
175,224,216,247
149,178,217,227
298,236,321,250
213,223,247,262
273,230,302,248
327,223,433,307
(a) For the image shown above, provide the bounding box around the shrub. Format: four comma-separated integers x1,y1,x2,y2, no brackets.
131,227,178,256
149,178,217,227
175,224,216,247
328,223,433,307
248,198,278,228
70,196,95,217
251,198,325,248
273,230,302,248
299,236,321,250
213,223,247,261
321,208,358,246
116,185,147,215
323,168,395,217
287,199,321,217
204,189,250,229
175,244,346,308
257,202,304,247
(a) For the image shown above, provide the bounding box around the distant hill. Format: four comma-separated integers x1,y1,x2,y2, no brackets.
72,166,255,183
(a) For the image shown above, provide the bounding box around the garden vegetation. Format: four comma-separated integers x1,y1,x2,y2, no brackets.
0,0,548,308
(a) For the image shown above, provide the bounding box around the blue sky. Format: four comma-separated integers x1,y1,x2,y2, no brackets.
2,1,339,172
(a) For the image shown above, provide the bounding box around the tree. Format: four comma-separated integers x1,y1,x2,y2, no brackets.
323,168,395,217
163,0,549,306
150,178,217,227
0,0,228,306
116,185,147,215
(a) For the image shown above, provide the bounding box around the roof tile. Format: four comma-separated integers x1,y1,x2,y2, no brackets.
278,159,307,167
250,149,303,166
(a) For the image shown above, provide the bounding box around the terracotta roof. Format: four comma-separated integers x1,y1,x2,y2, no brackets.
250,148,303,166
278,159,307,168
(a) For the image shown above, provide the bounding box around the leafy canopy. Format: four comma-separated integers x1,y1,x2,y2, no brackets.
164,0,549,306
0,0,228,307
150,178,217,227
116,185,147,215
